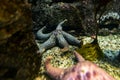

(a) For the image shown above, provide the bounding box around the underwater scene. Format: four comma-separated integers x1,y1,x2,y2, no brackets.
0,0,120,80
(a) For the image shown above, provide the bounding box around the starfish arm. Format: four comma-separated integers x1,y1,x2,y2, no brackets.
38,34,56,53
36,26,51,40
56,19,67,30
73,51,85,62
56,32,69,50
62,31,82,47
45,56,64,80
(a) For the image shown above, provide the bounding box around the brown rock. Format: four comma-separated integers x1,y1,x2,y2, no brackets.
0,0,40,79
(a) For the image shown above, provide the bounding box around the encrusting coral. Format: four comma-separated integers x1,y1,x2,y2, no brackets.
45,51,115,80
36,19,82,53
76,37,104,61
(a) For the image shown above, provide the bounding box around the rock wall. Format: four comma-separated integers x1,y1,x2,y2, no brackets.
31,0,120,35
31,0,84,33
0,0,40,80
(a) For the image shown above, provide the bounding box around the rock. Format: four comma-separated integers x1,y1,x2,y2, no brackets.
0,0,40,79
32,0,84,32
116,50,120,61
32,0,120,36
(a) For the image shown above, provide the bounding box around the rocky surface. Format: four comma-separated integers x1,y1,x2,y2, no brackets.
0,0,119,80
31,0,83,30
32,0,120,36
0,0,40,80
35,34,120,80
31,0,120,80
82,34,120,60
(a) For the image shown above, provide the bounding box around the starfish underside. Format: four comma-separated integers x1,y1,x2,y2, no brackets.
36,19,82,53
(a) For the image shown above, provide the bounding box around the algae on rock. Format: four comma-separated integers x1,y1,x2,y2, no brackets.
76,40,104,61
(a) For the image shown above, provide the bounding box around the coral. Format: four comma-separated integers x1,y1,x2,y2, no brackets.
45,51,115,80
36,19,82,53
76,38,103,61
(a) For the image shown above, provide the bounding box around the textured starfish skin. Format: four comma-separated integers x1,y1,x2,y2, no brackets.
62,31,81,47
36,26,52,40
36,19,82,53
45,56,64,80
38,34,56,53
56,31,69,49
45,51,115,80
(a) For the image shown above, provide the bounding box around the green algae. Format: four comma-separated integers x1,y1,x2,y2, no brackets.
76,39,104,61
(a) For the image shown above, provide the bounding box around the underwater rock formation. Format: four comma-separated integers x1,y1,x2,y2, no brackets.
32,0,120,36
36,19,82,53
31,0,83,29
0,0,40,80
45,51,115,80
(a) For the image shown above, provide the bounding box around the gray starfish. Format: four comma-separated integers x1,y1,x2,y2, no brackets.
36,19,82,53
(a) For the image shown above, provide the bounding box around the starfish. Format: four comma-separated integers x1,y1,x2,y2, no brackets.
36,19,82,53
45,51,115,80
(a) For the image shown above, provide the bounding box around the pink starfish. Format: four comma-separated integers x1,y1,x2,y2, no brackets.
45,51,115,80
